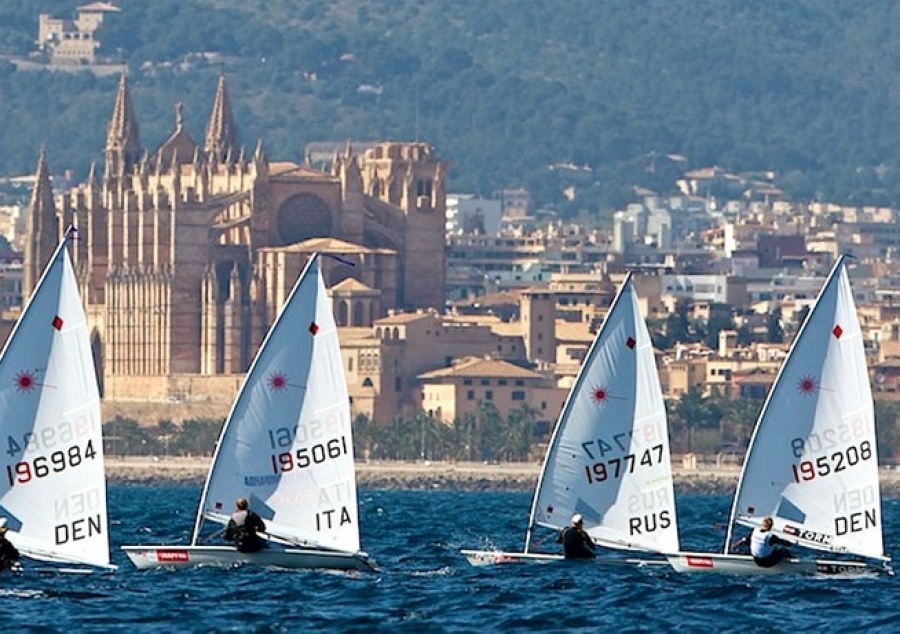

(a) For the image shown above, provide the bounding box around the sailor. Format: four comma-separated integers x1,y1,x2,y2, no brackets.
558,514,597,559
733,516,791,568
0,519,20,572
225,498,267,553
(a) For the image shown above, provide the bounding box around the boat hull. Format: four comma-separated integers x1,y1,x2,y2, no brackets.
121,545,377,573
665,552,886,576
461,549,669,569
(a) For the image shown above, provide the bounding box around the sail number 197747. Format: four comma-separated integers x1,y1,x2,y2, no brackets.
584,444,664,484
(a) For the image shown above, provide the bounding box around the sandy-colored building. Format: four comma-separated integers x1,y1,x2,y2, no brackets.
38,2,121,65
418,358,565,425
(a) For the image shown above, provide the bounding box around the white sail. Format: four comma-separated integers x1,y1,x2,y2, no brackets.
726,257,885,561
194,254,360,554
0,230,110,568
529,274,679,553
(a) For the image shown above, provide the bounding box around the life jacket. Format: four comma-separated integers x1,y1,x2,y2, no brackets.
230,511,264,553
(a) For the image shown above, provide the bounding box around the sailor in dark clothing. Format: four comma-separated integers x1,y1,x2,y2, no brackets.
0,519,20,572
225,498,267,553
558,514,596,559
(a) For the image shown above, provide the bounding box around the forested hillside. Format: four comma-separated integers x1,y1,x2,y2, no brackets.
2,0,900,221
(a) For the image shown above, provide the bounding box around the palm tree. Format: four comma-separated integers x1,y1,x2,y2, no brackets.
718,396,761,450
351,412,372,460
669,385,722,453
475,401,503,462
174,418,224,456
156,419,177,458
504,403,539,461
453,413,477,461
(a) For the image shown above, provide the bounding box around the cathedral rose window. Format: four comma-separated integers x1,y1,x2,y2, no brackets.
276,193,333,245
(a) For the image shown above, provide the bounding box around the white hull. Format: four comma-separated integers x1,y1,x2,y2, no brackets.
461,549,669,569
122,545,377,573
666,552,886,577
16,563,103,576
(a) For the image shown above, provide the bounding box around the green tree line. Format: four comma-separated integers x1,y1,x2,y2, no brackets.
3,0,900,215
102,394,900,465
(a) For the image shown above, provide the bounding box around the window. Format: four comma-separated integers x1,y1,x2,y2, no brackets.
463,379,473,385
515,380,524,386
481,379,490,386
498,379,507,386
512,390,525,401
394,377,402,391
348,358,354,372
467,390,475,401
485,390,493,401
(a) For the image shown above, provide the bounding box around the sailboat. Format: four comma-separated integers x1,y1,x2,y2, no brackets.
122,254,375,572
462,273,680,566
0,226,114,572
667,256,892,575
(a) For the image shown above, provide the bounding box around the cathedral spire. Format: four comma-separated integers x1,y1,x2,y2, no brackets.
106,72,141,176
24,148,60,297
30,148,56,224
205,73,237,164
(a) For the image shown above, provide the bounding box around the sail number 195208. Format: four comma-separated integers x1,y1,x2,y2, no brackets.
269,436,349,474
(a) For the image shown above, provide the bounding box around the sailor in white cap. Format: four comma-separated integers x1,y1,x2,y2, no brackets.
557,513,596,559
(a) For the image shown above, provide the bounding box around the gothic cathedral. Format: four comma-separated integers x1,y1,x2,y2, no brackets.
24,74,448,399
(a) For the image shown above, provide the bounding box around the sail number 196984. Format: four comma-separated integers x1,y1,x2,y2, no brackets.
5,440,98,486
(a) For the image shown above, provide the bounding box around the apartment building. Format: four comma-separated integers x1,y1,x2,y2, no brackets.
418,357,565,426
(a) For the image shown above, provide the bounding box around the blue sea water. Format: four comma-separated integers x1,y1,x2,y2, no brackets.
1,487,899,633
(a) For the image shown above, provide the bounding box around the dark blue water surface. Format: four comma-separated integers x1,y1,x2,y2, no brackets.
2,487,899,633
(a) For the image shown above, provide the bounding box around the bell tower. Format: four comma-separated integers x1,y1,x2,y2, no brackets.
360,142,447,310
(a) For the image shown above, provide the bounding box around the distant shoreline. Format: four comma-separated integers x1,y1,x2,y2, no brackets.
105,457,900,496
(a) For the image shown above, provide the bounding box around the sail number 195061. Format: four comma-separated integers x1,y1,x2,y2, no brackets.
269,436,349,474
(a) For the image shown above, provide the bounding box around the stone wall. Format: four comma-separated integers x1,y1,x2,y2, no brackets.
103,374,240,423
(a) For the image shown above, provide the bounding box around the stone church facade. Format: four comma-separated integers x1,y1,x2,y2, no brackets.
25,73,447,402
